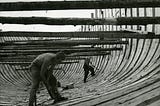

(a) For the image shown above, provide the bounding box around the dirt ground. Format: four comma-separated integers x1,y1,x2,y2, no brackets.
0,82,100,106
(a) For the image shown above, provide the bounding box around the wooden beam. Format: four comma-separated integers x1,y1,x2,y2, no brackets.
1,45,79,50
0,55,36,62
0,47,123,56
15,67,65,71
0,61,30,65
0,61,79,65
0,47,123,53
3,38,119,42
0,17,160,25
68,52,111,56
0,31,158,39
0,46,98,50
15,67,72,71
0,52,111,62
1,40,128,46
117,17,160,25
65,57,86,60
0,0,159,11
60,61,79,64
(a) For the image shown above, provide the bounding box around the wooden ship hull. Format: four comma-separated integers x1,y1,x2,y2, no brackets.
0,0,160,106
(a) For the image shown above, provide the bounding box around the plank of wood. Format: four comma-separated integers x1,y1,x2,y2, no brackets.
1,40,128,46
0,31,158,39
0,0,159,11
0,17,160,25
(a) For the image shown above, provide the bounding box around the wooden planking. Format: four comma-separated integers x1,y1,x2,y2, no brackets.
0,31,159,38
0,0,159,11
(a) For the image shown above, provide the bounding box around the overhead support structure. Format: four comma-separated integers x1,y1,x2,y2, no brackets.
0,47,123,56
1,45,79,50
69,52,111,57
0,61,79,65
1,46,95,50
0,52,111,62
1,40,128,46
0,31,159,39
0,0,159,11
0,17,160,25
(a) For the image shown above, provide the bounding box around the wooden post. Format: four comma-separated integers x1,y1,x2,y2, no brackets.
144,8,147,31
137,8,140,30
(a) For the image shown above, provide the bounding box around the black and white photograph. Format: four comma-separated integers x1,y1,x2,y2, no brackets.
0,0,160,106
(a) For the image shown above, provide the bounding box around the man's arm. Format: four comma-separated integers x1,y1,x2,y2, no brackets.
89,61,99,70
40,60,50,84
47,64,56,81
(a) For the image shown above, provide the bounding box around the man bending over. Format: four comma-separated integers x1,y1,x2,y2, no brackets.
29,52,67,106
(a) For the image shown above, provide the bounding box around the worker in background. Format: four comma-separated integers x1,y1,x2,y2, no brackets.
29,52,67,106
83,57,95,83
